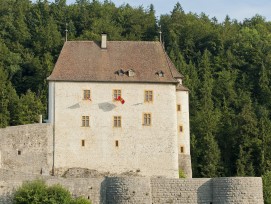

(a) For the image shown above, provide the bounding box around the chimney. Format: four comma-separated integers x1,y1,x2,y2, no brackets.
101,34,107,49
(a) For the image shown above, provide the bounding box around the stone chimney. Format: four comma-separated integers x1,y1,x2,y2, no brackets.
101,34,107,49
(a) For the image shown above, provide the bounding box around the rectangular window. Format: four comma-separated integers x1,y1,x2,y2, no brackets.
180,146,185,153
179,125,183,132
143,113,151,126
83,90,91,100
82,116,90,127
81,140,85,147
144,90,153,102
115,140,119,147
113,89,121,100
114,116,121,127
177,104,181,111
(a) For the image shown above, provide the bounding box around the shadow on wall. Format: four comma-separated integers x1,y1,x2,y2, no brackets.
197,179,212,204
100,179,107,204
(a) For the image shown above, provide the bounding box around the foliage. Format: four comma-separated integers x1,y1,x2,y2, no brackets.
263,171,271,204
13,180,91,204
179,169,186,178
0,0,271,183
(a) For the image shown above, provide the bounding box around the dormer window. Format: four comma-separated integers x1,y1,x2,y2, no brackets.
127,69,135,77
115,69,125,76
156,71,164,77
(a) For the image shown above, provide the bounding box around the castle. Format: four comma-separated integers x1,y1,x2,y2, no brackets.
47,34,191,178
0,35,264,203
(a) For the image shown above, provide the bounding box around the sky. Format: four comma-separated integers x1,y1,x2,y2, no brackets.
65,0,271,22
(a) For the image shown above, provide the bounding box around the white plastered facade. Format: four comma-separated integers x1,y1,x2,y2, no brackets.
48,81,182,178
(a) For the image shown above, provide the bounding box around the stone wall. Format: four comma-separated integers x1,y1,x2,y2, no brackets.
0,124,53,175
0,169,264,204
151,178,212,204
51,81,179,178
106,177,151,204
212,177,264,203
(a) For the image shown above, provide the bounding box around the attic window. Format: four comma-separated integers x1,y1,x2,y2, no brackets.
115,69,125,76
156,71,164,77
127,69,135,77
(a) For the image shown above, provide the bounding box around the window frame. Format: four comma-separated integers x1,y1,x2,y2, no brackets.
179,125,183,132
144,90,153,103
81,116,90,127
83,89,91,100
177,104,181,111
113,116,122,128
113,89,122,100
180,146,185,154
81,140,85,147
143,113,152,126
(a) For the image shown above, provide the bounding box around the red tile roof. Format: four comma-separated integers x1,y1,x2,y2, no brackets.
47,41,183,83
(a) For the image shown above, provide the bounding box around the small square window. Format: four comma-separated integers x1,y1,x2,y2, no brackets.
179,126,183,132
114,116,121,127
144,90,153,102
83,90,91,100
81,140,85,147
180,146,185,153
143,113,151,126
113,89,121,100
177,104,181,111
82,116,90,127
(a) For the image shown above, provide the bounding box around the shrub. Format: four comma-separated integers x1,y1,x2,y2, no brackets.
13,180,91,204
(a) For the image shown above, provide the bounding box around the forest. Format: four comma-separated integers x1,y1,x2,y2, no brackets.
0,0,271,200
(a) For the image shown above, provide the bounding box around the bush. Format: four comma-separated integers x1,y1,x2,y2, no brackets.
13,180,91,204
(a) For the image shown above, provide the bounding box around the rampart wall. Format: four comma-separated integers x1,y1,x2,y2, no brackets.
0,169,264,204
0,124,53,175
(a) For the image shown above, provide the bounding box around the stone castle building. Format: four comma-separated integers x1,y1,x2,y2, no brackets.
47,34,191,178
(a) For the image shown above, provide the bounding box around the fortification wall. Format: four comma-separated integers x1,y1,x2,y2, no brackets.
106,177,151,204
0,124,53,175
151,178,212,203
212,177,264,203
0,169,264,204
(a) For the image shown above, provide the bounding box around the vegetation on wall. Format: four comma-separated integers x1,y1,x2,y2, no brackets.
13,180,91,204
0,0,271,200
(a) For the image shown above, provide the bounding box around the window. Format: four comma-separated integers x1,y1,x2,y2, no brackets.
180,146,185,153
81,140,85,147
115,140,119,147
144,90,153,102
128,69,135,77
143,113,151,126
18,150,21,155
82,116,90,127
83,90,91,100
113,89,121,100
179,125,183,132
177,104,181,111
156,71,164,77
114,116,121,127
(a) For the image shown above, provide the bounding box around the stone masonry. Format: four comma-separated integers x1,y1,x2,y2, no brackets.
0,169,264,204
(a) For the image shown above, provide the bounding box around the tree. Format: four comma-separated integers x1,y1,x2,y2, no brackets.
16,90,45,125
263,171,271,204
13,180,91,204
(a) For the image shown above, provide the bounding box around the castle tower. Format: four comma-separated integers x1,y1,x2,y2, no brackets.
176,79,192,178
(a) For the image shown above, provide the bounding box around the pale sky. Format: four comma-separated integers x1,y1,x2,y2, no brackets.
65,0,271,22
